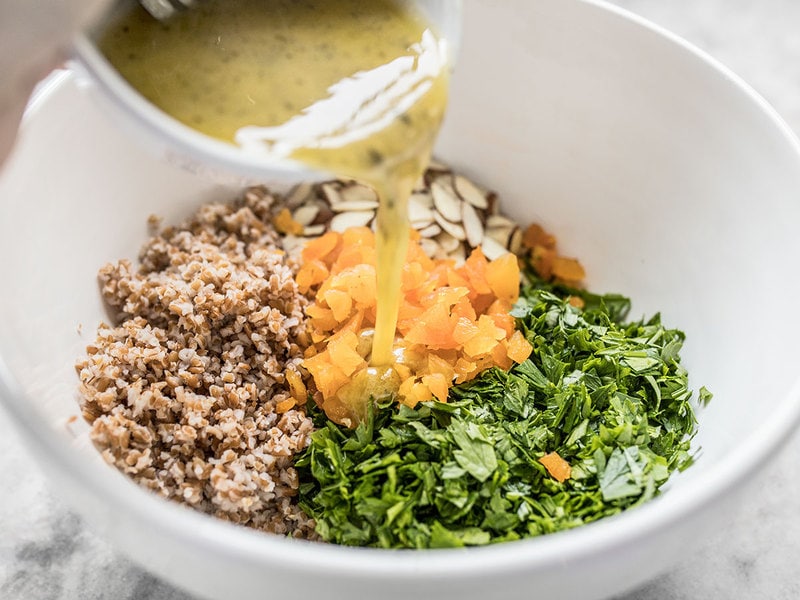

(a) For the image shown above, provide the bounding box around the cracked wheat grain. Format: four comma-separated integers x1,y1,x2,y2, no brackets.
76,188,317,538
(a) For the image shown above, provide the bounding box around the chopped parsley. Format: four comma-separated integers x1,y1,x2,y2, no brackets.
295,273,706,548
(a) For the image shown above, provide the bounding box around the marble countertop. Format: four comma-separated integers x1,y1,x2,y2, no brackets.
3,1,800,598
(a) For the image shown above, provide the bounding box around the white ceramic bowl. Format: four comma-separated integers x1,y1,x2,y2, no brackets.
2,1,800,599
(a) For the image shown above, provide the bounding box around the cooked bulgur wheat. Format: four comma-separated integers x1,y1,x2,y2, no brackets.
76,188,317,538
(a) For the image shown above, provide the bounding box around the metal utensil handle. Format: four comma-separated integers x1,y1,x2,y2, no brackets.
139,0,195,21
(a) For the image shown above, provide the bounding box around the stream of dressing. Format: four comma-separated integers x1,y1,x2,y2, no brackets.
99,0,450,425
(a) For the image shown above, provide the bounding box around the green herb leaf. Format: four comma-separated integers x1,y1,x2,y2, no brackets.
451,421,498,482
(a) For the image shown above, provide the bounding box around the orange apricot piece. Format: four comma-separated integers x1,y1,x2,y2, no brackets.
341,226,374,249
272,208,304,236
568,295,586,309
522,223,556,250
422,373,449,403
323,288,353,322
327,331,366,377
398,378,432,407
459,246,492,295
505,330,533,364
485,252,520,304
303,353,349,399
531,245,557,280
552,256,586,283
275,398,297,413
338,264,377,306
302,230,341,263
539,452,572,482
427,353,456,382
452,316,479,345
296,259,330,294
404,302,456,348
286,370,308,404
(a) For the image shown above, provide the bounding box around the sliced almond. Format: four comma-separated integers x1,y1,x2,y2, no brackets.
431,178,462,223
340,183,378,205
433,245,450,260
486,226,513,248
434,231,461,253
280,235,307,257
285,182,314,209
331,200,379,212
508,226,524,254
418,238,440,258
447,244,467,264
411,216,435,229
486,214,516,229
461,201,485,248
481,236,509,261
433,211,466,241
320,182,343,206
311,202,334,226
418,223,443,238
424,161,451,186
329,210,374,232
292,204,320,226
409,195,435,227
454,175,488,209
303,224,326,236
409,191,434,209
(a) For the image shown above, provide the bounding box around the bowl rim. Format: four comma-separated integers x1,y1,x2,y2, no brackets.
4,0,800,581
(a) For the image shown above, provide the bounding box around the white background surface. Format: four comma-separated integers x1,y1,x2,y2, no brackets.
2,1,800,598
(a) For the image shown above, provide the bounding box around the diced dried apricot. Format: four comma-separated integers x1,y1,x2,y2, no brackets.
452,316,479,345
272,208,304,236
422,373,449,403
296,259,329,294
336,244,373,270
427,353,456,382
323,289,353,322
459,246,492,295
491,341,514,371
552,256,586,283
532,246,556,280
568,295,585,309
275,398,297,413
539,451,571,482
302,231,341,263
404,302,456,348
463,334,496,358
485,252,520,303
477,314,506,341
522,223,556,250
303,352,350,399
338,264,377,306
306,305,338,331
286,369,307,403
506,330,533,364
451,297,477,322
297,227,545,424
341,226,374,248
398,378,433,407
327,331,366,377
